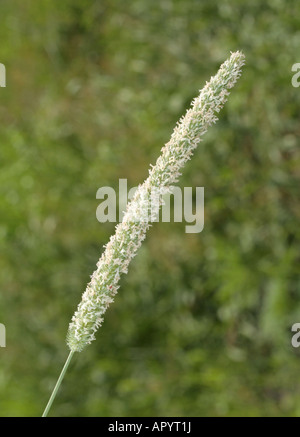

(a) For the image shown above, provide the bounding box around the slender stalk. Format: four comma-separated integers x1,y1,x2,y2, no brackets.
42,350,75,417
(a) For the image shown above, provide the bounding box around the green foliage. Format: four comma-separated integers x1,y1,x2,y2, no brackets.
0,0,299,417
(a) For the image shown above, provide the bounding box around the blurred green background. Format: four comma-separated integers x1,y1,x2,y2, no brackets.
1,0,300,417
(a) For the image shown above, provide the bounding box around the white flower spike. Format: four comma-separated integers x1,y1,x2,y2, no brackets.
66,51,245,352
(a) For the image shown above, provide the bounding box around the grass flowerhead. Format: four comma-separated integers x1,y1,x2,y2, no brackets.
66,51,245,353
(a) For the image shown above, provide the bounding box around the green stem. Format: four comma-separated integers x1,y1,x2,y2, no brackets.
42,350,75,417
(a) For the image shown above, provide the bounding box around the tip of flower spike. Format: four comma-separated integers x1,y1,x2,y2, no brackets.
229,50,246,67
230,50,245,56
230,50,245,58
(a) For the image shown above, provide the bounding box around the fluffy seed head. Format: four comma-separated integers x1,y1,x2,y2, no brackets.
67,51,245,352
